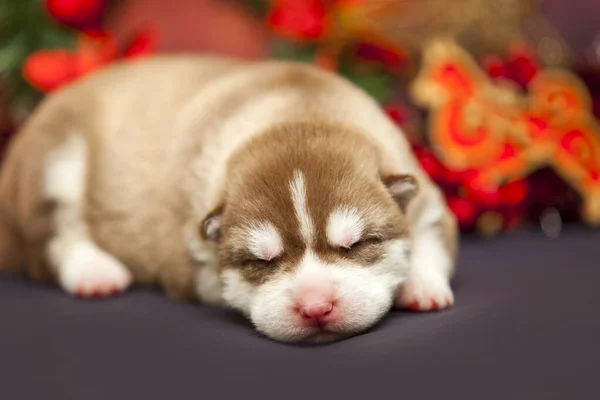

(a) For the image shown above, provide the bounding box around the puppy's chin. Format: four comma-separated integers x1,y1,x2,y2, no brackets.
220,243,408,343
221,269,396,344
253,318,368,344
251,302,392,344
304,331,355,345
274,328,358,345
251,311,387,344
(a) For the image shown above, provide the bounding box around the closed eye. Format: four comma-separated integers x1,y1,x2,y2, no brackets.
229,251,271,267
240,256,278,267
339,236,384,251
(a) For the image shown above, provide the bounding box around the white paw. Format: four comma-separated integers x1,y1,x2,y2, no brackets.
395,271,454,311
59,242,132,298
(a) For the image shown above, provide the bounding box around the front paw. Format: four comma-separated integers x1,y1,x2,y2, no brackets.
59,242,132,298
395,271,454,311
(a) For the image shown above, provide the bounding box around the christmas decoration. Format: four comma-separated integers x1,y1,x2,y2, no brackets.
46,0,106,30
22,50,79,92
268,0,328,41
264,0,571,71
264,0,410,102
0,0,157,186
0,0,76,120
23,29,156,93
410,39,600,226
4,0,600,237
0,1,156,118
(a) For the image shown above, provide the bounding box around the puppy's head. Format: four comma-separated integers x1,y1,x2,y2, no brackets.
200,124,418,343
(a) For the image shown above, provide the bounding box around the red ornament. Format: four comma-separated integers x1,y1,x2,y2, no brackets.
465,183,502,208
412,40,600,227
23,27,158,94
385,103,408,125
482,42,540,88
483,55,509,80
506,43,539,87
268,0,328,41
438,164,464,187
447,196,477,227
457,169,502,207
354,41,407,71
22,50,78,92
46,0,105,29
498,179,529,206
416,149,444,181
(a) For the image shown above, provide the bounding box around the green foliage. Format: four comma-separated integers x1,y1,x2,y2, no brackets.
0,0,75,119
269,38,318,63
239,0,271,17
338,63,396,104
0,0,396,121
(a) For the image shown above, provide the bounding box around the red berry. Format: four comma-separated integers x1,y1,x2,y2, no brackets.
385,104,408,125
355,42,406,70
22,50,78,92
465,179,502,208
508,57,538,87
46,0,105,26
458,168,480,184
499,179,529,206
483,55,509,79
268,0,328,41
417,152,443,180
447,196,477,226
506,43,539,87
440,166,464,186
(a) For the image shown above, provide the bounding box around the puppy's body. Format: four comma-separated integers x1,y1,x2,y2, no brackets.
0,56,457,342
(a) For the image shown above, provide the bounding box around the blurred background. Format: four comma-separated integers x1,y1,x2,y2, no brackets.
1,0,600,238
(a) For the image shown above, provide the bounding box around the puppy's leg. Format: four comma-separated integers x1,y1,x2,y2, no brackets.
44,133,132,297
395,186,458,311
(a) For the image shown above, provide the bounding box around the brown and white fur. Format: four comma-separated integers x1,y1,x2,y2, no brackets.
0,56,458,343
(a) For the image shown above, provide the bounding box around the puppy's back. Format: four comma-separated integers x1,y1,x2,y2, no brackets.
0,54,420,285
0,56,244,277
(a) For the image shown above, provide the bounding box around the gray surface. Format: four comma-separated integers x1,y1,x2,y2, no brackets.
1,226,599,400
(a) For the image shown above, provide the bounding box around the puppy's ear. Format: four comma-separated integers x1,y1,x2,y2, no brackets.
200,205,224,242
382,174,419,213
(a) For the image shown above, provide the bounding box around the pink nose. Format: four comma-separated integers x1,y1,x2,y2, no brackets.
299,302,334,320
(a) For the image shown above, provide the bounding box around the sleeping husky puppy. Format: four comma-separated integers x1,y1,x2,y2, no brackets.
0,56,458,343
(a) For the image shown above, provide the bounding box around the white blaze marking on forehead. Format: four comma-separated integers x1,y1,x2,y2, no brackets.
289,169,314,243
246,222,283,261
327,207,364,248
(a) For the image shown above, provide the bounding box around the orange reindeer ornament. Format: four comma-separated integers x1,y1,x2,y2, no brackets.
410,40,600,225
